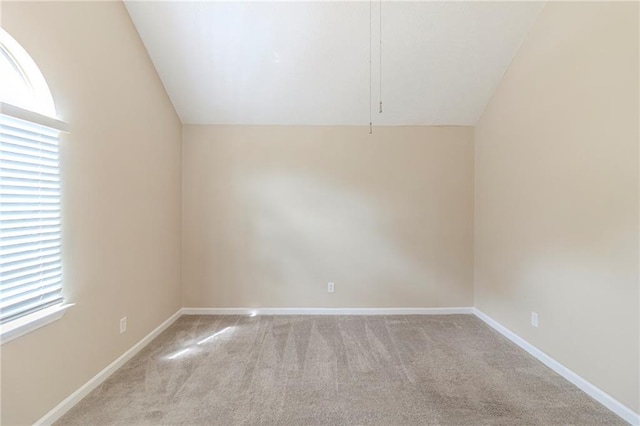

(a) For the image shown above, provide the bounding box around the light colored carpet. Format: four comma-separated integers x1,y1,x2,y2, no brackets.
56,315,623,425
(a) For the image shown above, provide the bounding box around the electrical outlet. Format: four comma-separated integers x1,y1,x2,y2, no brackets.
328,282,334,293
531,312,538,328
120,317,127,334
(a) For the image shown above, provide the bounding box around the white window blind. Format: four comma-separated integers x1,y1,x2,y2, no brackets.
0,112,62,324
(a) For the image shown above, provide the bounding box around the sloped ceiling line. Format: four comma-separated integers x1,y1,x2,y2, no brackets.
124,1,544,126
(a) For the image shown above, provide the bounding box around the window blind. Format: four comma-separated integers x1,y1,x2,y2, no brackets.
0,113,62,324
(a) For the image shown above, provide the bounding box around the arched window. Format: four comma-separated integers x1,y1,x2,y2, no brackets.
0,28,69,344
0,29,56,117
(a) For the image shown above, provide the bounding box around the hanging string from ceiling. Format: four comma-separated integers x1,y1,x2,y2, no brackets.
369,0,383,135
379,0,383,114
369,0,373,135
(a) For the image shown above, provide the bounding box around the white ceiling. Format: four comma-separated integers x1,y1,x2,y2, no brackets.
124,1,544,126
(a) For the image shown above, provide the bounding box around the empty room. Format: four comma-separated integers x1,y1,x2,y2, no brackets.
0,0,638,425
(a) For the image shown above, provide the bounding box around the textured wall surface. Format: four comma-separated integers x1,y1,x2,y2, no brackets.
182,125,474,309
474,2,639,412
1,2,182,424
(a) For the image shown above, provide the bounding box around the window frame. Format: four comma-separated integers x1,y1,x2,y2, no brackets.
0,29,71,345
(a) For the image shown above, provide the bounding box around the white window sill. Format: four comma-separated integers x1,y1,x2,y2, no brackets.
0,303,73,345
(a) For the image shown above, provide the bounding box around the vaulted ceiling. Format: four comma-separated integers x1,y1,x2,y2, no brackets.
124,1,544,126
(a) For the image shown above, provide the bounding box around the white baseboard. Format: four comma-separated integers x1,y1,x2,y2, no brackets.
182,307,474,316
34,309,183,426
473,308,639,426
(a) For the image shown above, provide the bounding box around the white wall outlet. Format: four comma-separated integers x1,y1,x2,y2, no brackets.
120,317,127,334
531,312,539,328
328,282,334,293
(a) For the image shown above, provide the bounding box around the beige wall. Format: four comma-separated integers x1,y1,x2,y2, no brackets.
182,126,474,309
2,0,638,423
474,1,639,413
0,2,182,424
